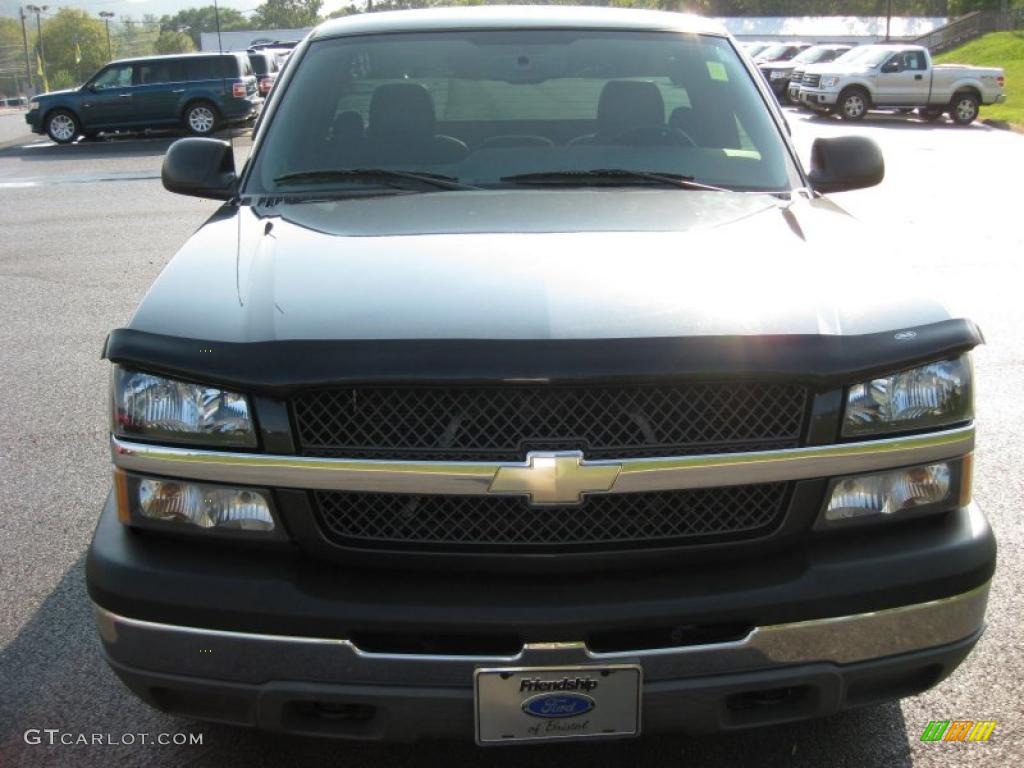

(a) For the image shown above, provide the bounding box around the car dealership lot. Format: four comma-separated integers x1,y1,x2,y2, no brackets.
0,112,1022,767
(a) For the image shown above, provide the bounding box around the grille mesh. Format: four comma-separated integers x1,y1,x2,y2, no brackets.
292,382,808,461
803,73,822,87
313,483,791,552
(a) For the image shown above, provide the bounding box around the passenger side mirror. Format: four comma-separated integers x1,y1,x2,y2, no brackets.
808,136,884,194
161,137,237,200
881,60,902,74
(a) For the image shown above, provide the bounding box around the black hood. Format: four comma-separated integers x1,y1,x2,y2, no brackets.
103,188,981,392
126,189,954,344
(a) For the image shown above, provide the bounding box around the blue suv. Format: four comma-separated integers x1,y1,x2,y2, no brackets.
26,52,262,144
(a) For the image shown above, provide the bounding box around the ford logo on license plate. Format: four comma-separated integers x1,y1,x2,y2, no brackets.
522,693,596,719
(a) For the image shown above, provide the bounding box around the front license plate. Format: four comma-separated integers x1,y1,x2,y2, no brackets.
474,664,641,745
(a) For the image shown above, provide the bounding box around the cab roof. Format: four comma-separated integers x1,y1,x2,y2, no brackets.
313,6,727,41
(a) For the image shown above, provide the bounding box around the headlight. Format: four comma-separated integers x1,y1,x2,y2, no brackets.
843,355,972,437
116,470,282,538
112,367,256,447
824,463,951,522
29,100,40,111
819,75,839,87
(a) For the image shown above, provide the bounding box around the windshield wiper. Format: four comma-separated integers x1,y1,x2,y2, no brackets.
501,168,731,191
500,169,732,192
273,168,478,191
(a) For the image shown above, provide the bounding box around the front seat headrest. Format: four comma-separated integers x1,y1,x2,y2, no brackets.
597,80,666,136
368,83,437,142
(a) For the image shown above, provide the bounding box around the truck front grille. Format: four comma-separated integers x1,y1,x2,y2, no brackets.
803,73,821,87
313,482,791,552
292,382,808,461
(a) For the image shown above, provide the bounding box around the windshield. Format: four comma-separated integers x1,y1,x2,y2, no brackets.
755,44,798,61
857,47,895,68
793,46,841,65
245,30,797,196
834,46,869,64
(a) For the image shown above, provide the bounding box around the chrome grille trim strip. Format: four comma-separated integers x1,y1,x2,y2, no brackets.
111,425,974,496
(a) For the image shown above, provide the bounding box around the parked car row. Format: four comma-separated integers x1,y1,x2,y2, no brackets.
21,35,1003,147
758,44,855,101
25,52,264,144
792,44,1005,124
742,40,1006,125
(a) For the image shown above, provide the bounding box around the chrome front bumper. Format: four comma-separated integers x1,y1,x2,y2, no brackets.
95,581,988,688
800,88,839,107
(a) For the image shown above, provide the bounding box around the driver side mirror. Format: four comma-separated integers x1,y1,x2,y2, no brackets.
808,136,884,194
162,137,237,200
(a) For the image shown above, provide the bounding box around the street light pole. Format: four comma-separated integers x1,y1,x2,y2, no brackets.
25,5,48,88
19,7,32,95
99,11,114,60
885,0,893,43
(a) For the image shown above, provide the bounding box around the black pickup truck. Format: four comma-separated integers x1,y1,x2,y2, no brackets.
88,7,994,746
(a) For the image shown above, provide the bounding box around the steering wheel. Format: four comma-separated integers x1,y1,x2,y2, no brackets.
608,124,696,147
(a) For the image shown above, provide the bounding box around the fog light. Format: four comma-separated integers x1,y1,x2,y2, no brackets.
138,478,274,530
116,471,281,538
824,463,951,522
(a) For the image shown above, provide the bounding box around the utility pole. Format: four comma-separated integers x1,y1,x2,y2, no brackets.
25,5,48,88
885,0,893,43
19,7,32,95
99,11,115,60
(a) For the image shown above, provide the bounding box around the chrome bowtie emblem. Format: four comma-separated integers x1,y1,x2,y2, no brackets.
489,451,620,505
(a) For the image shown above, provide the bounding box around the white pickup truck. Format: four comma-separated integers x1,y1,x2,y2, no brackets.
796,43,1005,124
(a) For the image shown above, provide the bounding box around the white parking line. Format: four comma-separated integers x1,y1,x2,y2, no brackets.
0,170,160,188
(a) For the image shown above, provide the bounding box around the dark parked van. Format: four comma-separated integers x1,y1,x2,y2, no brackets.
25,52,262,144
248,52,280,97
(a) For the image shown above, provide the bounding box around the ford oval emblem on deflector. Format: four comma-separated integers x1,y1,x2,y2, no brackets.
521,693,596,719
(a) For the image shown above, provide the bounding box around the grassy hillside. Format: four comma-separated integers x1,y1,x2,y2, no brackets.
935,31,1024,126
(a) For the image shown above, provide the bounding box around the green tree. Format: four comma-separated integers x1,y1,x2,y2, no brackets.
113,17,157,60
40,9,108,86
327,4,362,17
948,0,1002,12
251,0,323,29
154,29,197,54
0,17,30,97
159,6,251,49
48,68,75,91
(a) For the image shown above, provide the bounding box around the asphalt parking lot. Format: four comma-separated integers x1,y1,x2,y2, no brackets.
0,109,1022,768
